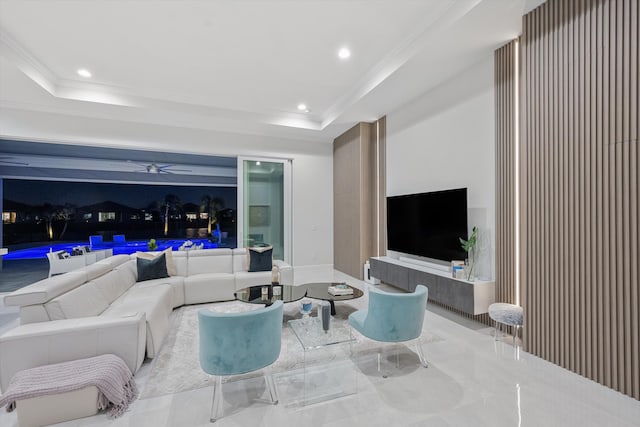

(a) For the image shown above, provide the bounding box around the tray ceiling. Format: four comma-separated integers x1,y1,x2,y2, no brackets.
0,0,543,142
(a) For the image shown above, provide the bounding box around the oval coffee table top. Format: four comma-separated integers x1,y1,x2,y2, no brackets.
303,282,364,302
234,282,364,306
234,284,306,305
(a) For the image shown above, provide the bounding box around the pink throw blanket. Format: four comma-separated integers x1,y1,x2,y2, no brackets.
0,354,138,418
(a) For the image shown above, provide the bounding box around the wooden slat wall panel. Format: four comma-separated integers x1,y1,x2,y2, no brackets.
495,41,518,307
520,0,639,400
377,116,387,257
333,117,387,278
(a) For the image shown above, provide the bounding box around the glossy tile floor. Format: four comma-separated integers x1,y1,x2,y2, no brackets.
0,267,638,426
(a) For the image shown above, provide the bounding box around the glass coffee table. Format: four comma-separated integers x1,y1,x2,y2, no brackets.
303,282,364,315
235,282,363,315
234,284,306,305
286,317,356,406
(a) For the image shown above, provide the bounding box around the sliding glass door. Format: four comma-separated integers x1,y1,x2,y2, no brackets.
237,157,291,262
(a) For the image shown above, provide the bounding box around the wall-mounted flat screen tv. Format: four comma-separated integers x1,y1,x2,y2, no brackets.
387,188,468,262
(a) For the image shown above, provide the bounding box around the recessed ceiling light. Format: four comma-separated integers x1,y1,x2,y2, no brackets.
256,161,261,166
77,68,92,78
297,103,307,111
338,47,351,59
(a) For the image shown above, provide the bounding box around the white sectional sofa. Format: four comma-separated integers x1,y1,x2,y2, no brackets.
0,248,293,392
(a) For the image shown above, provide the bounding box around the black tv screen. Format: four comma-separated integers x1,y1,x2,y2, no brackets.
387,188,468,262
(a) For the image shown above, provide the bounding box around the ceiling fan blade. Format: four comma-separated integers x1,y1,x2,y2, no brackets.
164,168,192,172
0,161,29,166
0,156,28,166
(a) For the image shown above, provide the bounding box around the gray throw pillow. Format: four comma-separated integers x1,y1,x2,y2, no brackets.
248,247,273,272
137,253,169,282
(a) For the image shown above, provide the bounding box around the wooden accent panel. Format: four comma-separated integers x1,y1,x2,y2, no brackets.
333,119,386,278
334,124,364,279
377,116,387,257
495,41,518,306
520,0,639,399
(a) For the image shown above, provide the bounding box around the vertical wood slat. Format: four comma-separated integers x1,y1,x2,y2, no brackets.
519,0,639,400
495,41,518,309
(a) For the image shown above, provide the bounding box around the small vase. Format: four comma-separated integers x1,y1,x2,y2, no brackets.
463,266,475,281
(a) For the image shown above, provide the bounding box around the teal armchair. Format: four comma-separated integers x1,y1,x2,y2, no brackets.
348,285,429,367
198,300,283,422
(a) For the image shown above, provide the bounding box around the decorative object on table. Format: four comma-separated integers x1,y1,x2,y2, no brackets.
300,299,312,315
147,238,158,251
246,245,273,272
459,226,478,280
271,266,280,284
328,283,354,296
319,301,331,332
451,260,465,278
272,285,282,301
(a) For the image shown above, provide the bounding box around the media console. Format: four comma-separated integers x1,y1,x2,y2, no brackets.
369,256,495,315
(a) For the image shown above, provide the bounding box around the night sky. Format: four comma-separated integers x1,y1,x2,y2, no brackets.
3,179,237,210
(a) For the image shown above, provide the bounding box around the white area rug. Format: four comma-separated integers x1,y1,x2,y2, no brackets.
140,296,442,399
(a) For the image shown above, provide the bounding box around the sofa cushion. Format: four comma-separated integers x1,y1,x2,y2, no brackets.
78,263,112,281
183,273,235,305
247,246,273,272
103,285,172,358
135,276,185,308
114,260,137,287
234,271,272,289
135,248,177,276
94,254,129,269
187,249,233,275
172,251,188,276
3,272,89,307
136,254,169,282
92,269,135,304
44,282,110,320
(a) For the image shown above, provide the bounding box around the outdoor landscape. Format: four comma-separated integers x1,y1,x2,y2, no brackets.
2,179,237,247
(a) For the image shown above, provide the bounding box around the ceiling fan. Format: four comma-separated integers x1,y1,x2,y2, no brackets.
0,156,28,166
131,161,192,174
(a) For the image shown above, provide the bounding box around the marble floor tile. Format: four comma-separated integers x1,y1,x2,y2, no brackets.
0,270,638,426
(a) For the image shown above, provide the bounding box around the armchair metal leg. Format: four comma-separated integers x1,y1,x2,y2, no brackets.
265,368,279,405
415,340,428,368
210,376,223,423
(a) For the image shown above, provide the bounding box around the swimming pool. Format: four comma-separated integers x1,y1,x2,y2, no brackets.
3,239,220,260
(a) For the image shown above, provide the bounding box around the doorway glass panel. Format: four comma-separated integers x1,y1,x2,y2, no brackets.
242,160,285,260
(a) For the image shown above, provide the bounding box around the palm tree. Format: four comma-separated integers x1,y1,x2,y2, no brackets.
39,203,56,240
56,203,76,240
162,194,182,236
200,195,225,234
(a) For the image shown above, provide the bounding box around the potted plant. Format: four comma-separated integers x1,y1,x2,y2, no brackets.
459,226,478,280
147,238,158,251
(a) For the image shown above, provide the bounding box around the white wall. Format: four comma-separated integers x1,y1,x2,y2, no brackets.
0,108,334,268
386,57,495,280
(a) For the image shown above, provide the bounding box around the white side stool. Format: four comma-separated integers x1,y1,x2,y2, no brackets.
488,303,523,346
